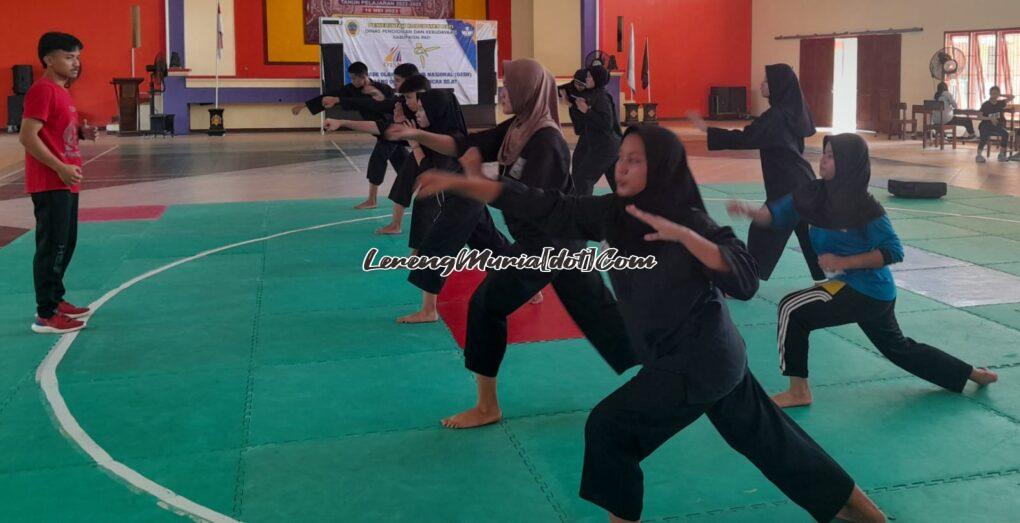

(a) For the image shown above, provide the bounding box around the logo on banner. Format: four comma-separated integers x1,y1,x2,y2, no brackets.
345,20,360,37
460,25,474,39
413,42,441,68
384,46,403,67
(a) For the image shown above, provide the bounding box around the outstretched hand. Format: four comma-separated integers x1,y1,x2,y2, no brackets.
726,199,755,219
626,205,692,243
323,118,347,132
416,170,502,203
385,124,418,142
686,110,708,133
415,170,463,198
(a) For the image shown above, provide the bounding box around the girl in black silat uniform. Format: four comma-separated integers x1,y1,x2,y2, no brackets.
690,64,825,282
390,83,511,323
566,64,621,196
415,125,886,523
390,58,635,429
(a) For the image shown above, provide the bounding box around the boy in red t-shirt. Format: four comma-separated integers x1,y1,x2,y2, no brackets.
19,32,98,334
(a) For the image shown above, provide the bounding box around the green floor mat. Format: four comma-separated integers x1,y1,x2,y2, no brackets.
1,188,1018,521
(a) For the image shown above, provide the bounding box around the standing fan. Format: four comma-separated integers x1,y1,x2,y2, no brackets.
145,53,172,136
929,47,967,81
145,52,169,114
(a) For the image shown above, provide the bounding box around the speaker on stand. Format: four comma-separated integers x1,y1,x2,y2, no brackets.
8,65,32,132
13,65,33,94
708,86,748,120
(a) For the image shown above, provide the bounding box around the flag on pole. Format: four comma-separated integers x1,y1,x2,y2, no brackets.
641,37,650,102
626,23,636,98
216,1,224,59
215,0,223,108
641,38,650,88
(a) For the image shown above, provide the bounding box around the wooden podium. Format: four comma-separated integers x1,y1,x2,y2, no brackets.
111,78,144,135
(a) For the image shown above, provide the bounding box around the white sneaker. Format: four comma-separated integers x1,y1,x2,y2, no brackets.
976,155,986,163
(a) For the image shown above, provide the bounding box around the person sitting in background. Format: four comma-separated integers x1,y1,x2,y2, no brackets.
932,82,975,139
976,86,1014,163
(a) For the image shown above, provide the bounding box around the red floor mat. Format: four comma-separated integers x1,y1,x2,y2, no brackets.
436,269,583,349
79,205,167,222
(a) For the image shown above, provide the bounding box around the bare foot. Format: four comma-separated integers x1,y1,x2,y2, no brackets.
375,223,402,235
396,310,438,324
835,485,886,522
771,389,813,408
530,291,544,304
354,200,377,210
441,405,502,429
970,367,998,387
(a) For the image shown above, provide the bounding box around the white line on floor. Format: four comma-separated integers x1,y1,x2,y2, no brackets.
35,213,390,523
330,139,363,175
703,197,1020,225
0,144,119,185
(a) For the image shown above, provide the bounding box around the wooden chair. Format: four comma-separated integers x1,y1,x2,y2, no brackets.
967,107,1014,156
923,101,957,150
885,102,917,140
911,104,927,139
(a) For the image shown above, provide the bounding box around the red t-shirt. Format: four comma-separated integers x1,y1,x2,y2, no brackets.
23,77,82,194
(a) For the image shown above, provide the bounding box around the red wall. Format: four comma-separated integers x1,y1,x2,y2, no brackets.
1,0,165,126
487,0,511,75
600,0,751,118
234,3,320,79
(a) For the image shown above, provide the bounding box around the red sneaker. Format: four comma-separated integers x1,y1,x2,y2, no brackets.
57,301,92,319
31,314,85,334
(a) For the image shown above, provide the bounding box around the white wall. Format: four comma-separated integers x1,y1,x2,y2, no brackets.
510,0,582,76
752,0,1020,114
184,0,236,76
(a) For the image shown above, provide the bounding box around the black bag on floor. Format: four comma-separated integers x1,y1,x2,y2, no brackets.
888,179,947,199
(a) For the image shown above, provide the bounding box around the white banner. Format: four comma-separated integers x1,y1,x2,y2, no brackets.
321,17,496,105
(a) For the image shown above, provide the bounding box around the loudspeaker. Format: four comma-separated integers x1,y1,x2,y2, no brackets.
478,39,496,104
708,86,747,119
13,65,33,94
888,179,947,199
7,95,24,128
320,43,344,94
616,17,623,52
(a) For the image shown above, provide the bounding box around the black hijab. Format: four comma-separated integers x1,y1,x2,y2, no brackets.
765,64,816,138
607,125,706,255
417,88,467,136
559,68,589,103
588,65,610,90
792,133,885,230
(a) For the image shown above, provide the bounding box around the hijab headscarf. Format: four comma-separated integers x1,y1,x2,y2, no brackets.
559,68,588,102
416,88,467,136
608,125,706,255
588,65,610,90
497,58,562,166
765,63,816,138
792,133,885,230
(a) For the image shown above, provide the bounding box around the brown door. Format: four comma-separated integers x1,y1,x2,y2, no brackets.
799,38,835,127
857,34,901,131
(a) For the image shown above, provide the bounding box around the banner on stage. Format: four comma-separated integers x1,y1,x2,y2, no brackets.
320,17,497,105
304,0,454,44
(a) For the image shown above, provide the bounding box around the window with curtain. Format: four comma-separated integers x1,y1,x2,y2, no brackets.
944,29,1020,109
